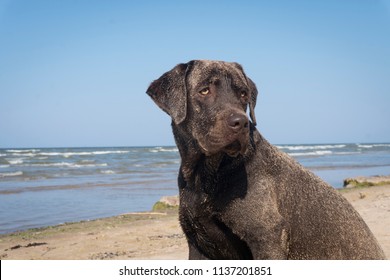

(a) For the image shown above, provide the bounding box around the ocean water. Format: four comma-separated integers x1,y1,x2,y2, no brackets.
1,143,390,234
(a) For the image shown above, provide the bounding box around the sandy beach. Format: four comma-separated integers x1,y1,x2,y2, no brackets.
1,185,389,260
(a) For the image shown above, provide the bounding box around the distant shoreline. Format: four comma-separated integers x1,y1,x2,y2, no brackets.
2,142,390,149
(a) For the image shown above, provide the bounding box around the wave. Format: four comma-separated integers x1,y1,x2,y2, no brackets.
100,170,115,174
38,150,130,157
1,149,131,158
7,158,24,165
26,162,108,168
357,144,390,149
0,171,23,178
11,153,36,157
92,151,130,155
309,163,390,171
6,149,40,153
288,150,364,157
333,152,361,155
149,147,179,153
277,144,346,151
289,150,333,157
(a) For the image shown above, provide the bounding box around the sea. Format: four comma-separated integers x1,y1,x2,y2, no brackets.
1,143,390,234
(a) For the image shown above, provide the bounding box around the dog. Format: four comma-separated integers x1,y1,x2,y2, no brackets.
146,60,385,259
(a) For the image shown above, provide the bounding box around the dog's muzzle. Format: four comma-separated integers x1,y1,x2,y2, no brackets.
223,112,250,157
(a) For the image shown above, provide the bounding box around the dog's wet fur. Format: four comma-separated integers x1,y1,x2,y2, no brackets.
147,60,385,259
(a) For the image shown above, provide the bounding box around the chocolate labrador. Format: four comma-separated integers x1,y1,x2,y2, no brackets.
146,60,385,259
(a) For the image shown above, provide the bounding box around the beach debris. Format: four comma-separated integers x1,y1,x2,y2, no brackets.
9,245,22,250
25,242,48,248
7,242,48,251
90,250,132,260
359,192,366,199
343,175,390,188
149,233,184,240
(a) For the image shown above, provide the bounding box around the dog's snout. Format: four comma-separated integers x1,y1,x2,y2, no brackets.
227,113,249,132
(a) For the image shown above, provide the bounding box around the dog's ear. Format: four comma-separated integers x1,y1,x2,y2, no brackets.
246,77,258,126
147,62,192,124
232,62,258,126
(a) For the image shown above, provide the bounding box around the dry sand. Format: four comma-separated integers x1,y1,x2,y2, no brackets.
1,185,389,260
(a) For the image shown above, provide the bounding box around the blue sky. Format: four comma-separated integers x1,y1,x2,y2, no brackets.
0,0,389,148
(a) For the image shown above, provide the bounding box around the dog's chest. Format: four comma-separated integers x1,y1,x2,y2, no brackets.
179,188,252,259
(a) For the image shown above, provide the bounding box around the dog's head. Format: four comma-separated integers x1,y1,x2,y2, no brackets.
147,60,258,157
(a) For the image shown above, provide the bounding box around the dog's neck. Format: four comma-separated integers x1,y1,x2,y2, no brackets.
172,122,257,193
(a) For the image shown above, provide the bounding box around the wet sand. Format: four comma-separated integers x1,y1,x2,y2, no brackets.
1,185,389,260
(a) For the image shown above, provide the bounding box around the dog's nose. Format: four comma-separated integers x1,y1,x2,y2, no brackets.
227,113,249,132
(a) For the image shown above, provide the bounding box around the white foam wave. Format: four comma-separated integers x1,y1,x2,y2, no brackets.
289,150,333,157
149,147,179,153
358,144,390,149
278,145,346,151
39,151,130,157
91,151,130,155
38,152,63,156
0,153,7,157
7,158,24,165
334,152,361,155
358,144,373,148
0,165,10,168
6,149,40,153
12,152,36,157
0,171,23,178
101,170,115,174
28,162,108,168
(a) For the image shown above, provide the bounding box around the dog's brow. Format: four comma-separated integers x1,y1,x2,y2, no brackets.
210,77,220,85
231,75,247,89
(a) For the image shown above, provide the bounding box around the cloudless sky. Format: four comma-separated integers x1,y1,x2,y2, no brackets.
1,0,389,148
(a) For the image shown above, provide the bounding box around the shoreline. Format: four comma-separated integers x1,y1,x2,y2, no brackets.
1,184,389,260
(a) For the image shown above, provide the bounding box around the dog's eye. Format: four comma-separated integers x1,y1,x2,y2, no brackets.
240,91,247,98
199,88,210,95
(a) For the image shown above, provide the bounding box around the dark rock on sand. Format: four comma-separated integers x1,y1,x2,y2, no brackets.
152,195,179,211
